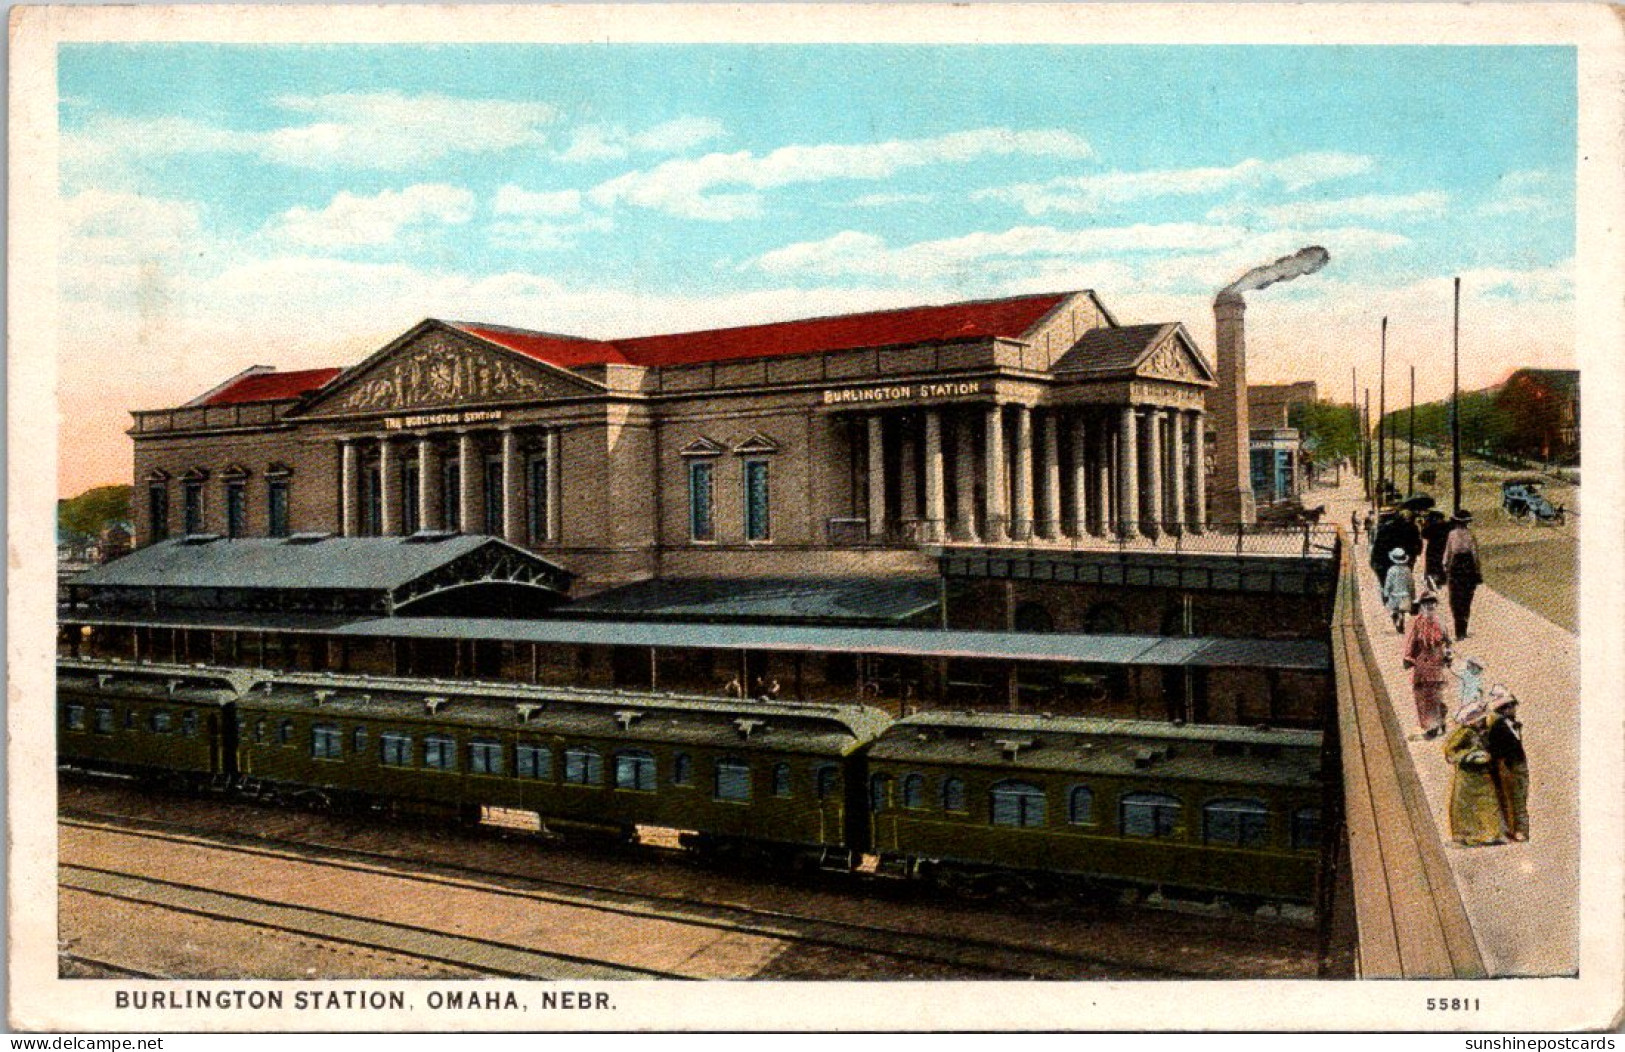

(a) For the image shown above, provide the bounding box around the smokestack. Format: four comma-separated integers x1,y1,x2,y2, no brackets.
1207,246,1330,524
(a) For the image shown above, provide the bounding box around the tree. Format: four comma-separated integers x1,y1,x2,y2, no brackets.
59,484,131,538
1288,400,1361,466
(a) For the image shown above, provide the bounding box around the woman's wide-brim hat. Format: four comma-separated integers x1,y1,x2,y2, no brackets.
1389,548,1409,563
1453,509,1474,523
1412,583,1441,611
1455,699,1488,724
1489,684,1518,711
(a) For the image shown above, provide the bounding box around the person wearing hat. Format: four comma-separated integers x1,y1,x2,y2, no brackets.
1370,507,1423,590
1485,685,1529,842
1420,508,1453,589
1444,694,1505,847
1403,583,1453,739
1443,509,1484,638
1382,547,1416,634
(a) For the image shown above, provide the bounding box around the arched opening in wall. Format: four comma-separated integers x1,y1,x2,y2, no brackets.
1013,601,1054,634
1160,665,1209,724
1083,602,1127,635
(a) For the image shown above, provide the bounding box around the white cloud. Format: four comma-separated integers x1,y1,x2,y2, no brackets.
977,152,1374,216
1480,169,1569,217
1208,192,1449,226
487,214,614,251
560,116,725,163
589,128,1094,220
493,186,584,217
269,184,475,248
845,191,936,209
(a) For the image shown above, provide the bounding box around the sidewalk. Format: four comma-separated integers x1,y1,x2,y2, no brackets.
1324,475,1579,977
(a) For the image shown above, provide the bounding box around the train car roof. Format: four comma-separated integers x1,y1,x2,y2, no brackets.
886,709,1323,746
58,659,251,706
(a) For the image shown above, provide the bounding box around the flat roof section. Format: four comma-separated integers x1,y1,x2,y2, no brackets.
560,576,940,624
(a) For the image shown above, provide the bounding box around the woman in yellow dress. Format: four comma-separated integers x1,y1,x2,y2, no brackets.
1444,696,1504,847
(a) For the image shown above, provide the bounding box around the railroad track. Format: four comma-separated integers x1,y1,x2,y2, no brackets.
60,807,1206,979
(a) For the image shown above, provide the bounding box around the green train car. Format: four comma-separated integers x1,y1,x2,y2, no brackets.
58,662,247,785
864,712,1323,903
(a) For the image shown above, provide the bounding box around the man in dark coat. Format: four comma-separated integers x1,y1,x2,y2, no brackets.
1370,509,1422,588
1444,509,1484,638
1420,509,1453,588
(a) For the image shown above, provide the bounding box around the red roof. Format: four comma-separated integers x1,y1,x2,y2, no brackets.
201,367,342,406
453,292,1071,370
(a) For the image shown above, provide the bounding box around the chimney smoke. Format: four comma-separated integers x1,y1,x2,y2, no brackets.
1218,246,1330,300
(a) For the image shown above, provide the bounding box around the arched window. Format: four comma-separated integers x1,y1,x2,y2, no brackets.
772,763,792,798
673,753,693,786
1120,792,1183,839
564,746,602,785
1083,603,1128,634
815,765,840,800
869,773,893,813
1203,798,1270,847
1291,807,1321,851
941,777,967,813
989,780,1047,828
1013,602,1055,634
715,758,751,801
1068,786,1095,825
278,719,294,745
615,749,657,791
351,726,367,754
901,773,926,809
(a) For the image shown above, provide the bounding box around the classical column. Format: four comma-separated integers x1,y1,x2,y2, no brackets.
898,421,919,526
1069,415,1089,539
1117,405,1139,535
953,412,978,541
1039,411,1062,540
340,441,359,537
544,429,560,542
501,428,524,544
1169,410,1187,530
378,438,400,537
1011,404,1033,541
1145,409,1164,534
417,436,442,532
458,432,480,534
1190,409,1208,531
923,409,945,542
984,404,1008,542
866,414,887,540
1093,414,1112,536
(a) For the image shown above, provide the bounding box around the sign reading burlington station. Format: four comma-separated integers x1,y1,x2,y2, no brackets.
383,409,505,431
821,380,985,406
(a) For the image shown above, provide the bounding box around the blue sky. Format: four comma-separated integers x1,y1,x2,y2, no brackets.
57,43,1576,491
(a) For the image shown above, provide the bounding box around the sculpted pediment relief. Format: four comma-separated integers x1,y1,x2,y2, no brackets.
1136,332,1213,385
307,328,598,416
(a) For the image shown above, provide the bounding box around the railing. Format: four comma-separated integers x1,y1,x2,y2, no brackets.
828,515,1338,557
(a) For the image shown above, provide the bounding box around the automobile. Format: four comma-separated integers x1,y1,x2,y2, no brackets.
1500,478,1566,524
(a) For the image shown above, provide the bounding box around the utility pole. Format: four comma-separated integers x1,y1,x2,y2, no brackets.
1452,278,1462,513
1408,364,1416,495
1378,317,1388,505
1362,387,1372,504
1350,366,1358,480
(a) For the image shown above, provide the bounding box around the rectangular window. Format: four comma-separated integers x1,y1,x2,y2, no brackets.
563,746,601,785
528,456,551,543
63,704,86,731
225,482,246,539
183,482,204,534
149,485,170,541
94,707,115,734
311,724,343,760
442,461,461,532
715,759,752,802
380,731,413,767
484,459,504,534
423,734,456,771
363,466,383,536
402,464,421,535
688,460,715,542
267,479,290,538
743,460,770,542
516,743,551,780
615,752,656,791
149,710,173,734
469,738,503,775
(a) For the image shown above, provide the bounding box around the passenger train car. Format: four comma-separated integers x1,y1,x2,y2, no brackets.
58,658,1324,906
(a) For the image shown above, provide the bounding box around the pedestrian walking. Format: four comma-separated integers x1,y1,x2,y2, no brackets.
1350,510,1362,543
1443,509,1484,638
1485,685,1529,842
1369,507,1399,587
1420,509,1452,589
1402,584,1453,739
1383,548,1416,634
1444,696,1504,847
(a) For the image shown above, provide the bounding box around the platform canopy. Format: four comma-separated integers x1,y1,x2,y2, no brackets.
66,534,573,618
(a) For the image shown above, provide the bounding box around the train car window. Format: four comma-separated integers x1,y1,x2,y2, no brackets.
126,710,137,731
673,753,693,786
715,758,752,802
901,773,925,809
1120,792,1183,839
868,774,893,813
424,734,457,771
941,777,967,813
1291,807,1321,850
277,720,294,746
615,750,657,791
254,718,266,743
380,731,414,767
564,746,603,785
352,727,367,754
63,704,87,731
990,781,1047,827
149,710,173,734
814,765,839,800
772,763,792,798
94,707,115,734
1068,786,1095,825
469,738,503,776
1202,798,1271,848
517,744,551,779
311,723,342,760
181,711,199,737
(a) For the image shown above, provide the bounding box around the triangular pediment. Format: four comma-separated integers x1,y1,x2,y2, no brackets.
1133,326,1215,385
300,321,604,418
679,437,726,457
732,433,780,455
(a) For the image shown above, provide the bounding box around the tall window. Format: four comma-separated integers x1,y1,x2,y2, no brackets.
183,482,204,534
869,773,893,813
423,733,455,771
363,465,383,536
442,461,461,532
484,459,504,534
688,460,715,542
901,773,925,809
311,723,342,759
615,750,656,791
148,484,170,542
743,460,771,541
715,758,752,801
815,765,840,800
1291,807,1321,850
1068,786,1095,825
516,743,551,780
941,777,967,813
990,780,1047,828
672,753,693,786
773,763,793,798
564,746,602,785
225,482,246,539
402,464,421,535
63,704,86,731
380,731,413,767
1120,792,1183,839
94,707,115,734
1203,798,1271,848
267,479,290,538
528,454,552,543
469,738,503,775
